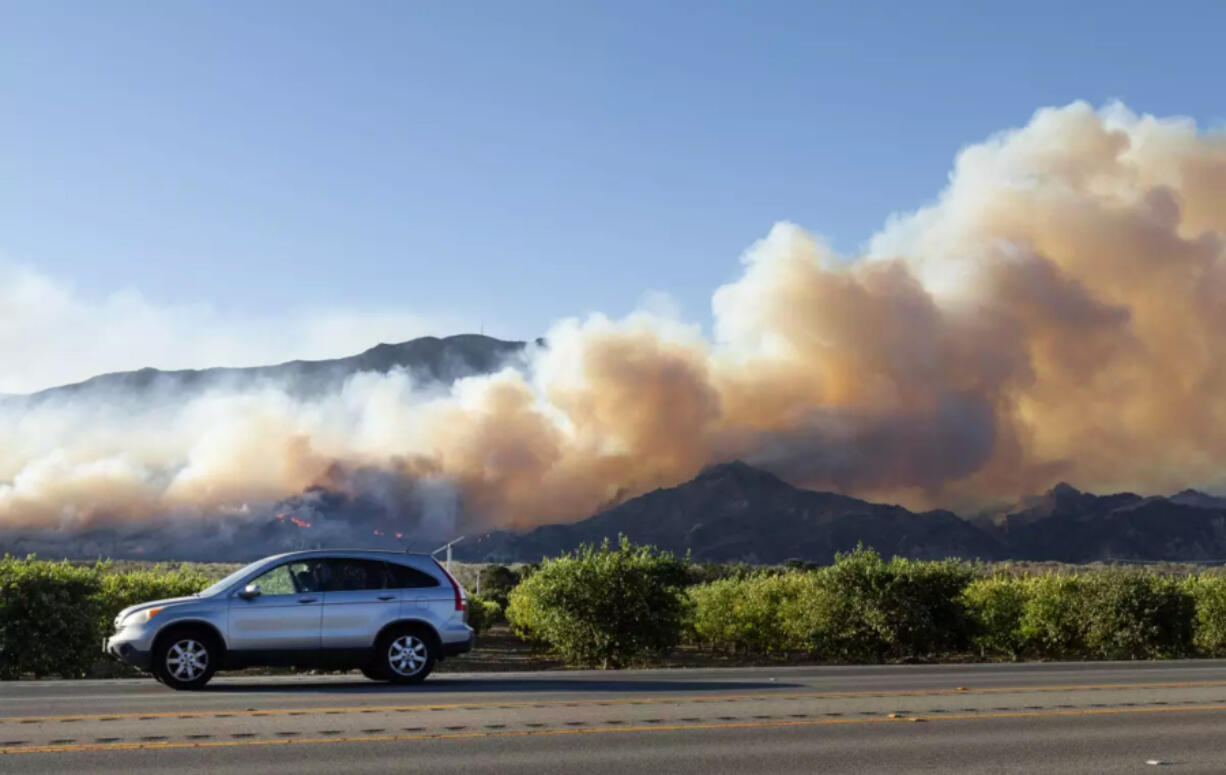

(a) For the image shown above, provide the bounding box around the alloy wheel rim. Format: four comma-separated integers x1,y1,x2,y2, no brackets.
388,635,427,676
166,639,208,681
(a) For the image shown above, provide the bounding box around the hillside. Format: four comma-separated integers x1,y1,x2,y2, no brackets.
970,483,1226,562
463,465,1226,565
463,462,1004,564
8,457,1226,565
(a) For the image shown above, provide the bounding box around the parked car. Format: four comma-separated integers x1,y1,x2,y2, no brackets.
105,549,474,690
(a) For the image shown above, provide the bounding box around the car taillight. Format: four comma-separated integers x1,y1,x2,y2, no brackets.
434,559,466,611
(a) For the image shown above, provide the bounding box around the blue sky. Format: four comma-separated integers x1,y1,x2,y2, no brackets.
3,0,1224,372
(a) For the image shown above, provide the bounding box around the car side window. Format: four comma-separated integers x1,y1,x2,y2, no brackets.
287,560,326,593
385,562,441,589
323,559,389,591
249,560,326,594
248,564,296,595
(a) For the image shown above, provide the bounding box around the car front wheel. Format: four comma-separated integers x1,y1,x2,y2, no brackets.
153,628,218,690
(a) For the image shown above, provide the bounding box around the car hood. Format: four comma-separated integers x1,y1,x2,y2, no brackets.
115,596,200,623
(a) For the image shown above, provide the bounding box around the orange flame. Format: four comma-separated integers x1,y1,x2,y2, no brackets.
277,513,311,528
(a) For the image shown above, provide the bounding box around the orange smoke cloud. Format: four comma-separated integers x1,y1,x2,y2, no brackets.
4,101,1226,531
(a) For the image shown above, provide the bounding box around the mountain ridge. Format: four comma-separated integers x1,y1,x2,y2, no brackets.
5,334,532,403
461,463,1226,565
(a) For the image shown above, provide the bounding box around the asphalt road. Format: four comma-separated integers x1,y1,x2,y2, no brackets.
5,660,1226,773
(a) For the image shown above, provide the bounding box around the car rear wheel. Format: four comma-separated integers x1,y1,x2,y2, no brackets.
153,627,218,690
377,627,435,684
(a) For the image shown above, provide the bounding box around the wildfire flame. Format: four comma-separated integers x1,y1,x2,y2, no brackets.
277,513,312,528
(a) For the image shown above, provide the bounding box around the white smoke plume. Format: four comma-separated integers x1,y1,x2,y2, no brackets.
4,101,1226,540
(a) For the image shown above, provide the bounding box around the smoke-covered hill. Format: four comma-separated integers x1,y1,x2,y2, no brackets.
6,454,1226,564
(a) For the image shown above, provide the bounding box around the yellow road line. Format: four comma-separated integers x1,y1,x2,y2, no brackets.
5,703,1226,756
5,678,1226,724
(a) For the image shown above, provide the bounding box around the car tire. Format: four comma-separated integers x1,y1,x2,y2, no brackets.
376,626,436,685
153,627,219,690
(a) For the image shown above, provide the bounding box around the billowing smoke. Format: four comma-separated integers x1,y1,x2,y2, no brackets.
5,101,1226,551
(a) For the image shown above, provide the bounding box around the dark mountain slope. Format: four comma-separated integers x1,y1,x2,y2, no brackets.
973,483,1226,562
466,462,1004,563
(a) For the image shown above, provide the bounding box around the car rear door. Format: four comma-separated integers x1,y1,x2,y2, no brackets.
319,558,401,650
227,560,324,656
386,559,451,620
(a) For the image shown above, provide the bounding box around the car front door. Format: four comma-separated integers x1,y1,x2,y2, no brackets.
227,560,324,658
320,559,401,652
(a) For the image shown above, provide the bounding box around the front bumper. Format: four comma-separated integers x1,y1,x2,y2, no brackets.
104,633,153,671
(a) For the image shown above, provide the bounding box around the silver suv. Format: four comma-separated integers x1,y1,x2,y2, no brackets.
104,549,474,690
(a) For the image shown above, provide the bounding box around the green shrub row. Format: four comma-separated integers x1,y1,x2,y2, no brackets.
964,573,1206,660
687,550,1226,663
506,541,1226,668
495,541,1226,669
688,549,976,661
0,556,214,679
8,547,1226,676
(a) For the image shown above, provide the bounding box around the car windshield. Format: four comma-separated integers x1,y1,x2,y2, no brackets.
197,558,270,597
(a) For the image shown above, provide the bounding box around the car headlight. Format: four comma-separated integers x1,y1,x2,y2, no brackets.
121,607,164,627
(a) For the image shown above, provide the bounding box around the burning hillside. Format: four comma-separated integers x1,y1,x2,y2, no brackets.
4,101,1226,553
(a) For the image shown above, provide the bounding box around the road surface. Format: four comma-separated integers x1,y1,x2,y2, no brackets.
4,660,1226,773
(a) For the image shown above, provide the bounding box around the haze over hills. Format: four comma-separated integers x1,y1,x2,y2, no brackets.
5,336,1226,564
8,456,1226,564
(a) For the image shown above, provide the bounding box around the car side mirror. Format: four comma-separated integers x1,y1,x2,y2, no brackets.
238,583,261,600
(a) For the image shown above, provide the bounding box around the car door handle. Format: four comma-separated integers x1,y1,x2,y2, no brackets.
298,597,318,604
377,594,396,601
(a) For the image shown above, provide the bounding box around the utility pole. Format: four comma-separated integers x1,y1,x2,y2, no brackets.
432,536,466,572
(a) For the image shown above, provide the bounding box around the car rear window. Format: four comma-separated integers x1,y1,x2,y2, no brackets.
385,562,441,589
322,559,388,591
